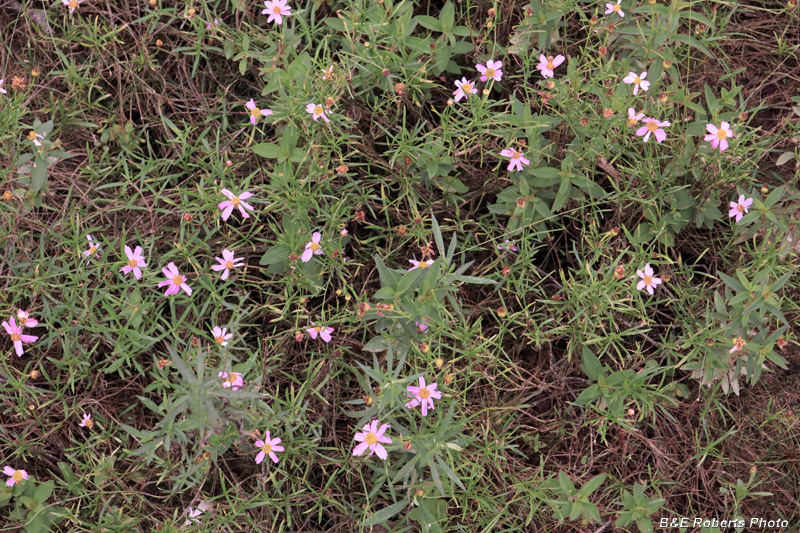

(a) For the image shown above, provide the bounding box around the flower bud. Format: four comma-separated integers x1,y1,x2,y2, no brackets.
403,441,413,451
497,306,507,318
516,198,526,209
382,68,390,77
545,80,555,90
662,59,672,69
435,357,444,369
761,186,769,195
363,395,373,405
373,387,382,395
420,342,430,354
31,67,41,78
29,370,40,379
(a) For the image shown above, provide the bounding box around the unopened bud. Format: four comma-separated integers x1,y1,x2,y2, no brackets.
516,198,526,209
373,387,382,395
497,306,507,318
761,186,769,195
662,59,672,69
363,395,373,405
382,68,390,77
29,370,40,379
31,67,41,78
403,441,413,451
435,357,444,369
545,80,555,90
415,488,425,497
420,342,430,354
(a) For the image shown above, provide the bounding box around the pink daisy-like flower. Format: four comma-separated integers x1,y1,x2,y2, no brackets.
636,117,670,143
622,71,650,95
2,317,38,357
16,309,38,328
605,0,625,17
729,336,747,354
497,240,518,252
322,65,334,80
184,507,203,526
301,232,324,262
704,122,734,152
306,322,334,342
245,99,273,125
499,148,530,172
218,189,255,221
636,263,662,295
476,60,503,82
28,130,45,147
627,108,644,126
416,320,428,332
255,431,285,464
536,54,565,78
728,194,753,222
62,0,81,14
158,262,192,296
211,249,245,281
353,419,392,460
4,466,28,487
0,79,6,95
120,245,147,280
83,235,100,265
219,371,244,391
262,0,292,25
405,376,442,417
79,413,93,428
408,259,434,271
212,326,233,346
453,78,477,102
306,102,331,123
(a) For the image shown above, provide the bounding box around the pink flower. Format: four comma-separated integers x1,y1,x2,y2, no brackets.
353,419,392,460
729,337,747,354
245,99,273,125
255,431,285,464
416,321,428,332
0,79,6,95
622,71,650,95
306,103,331,123
636,263,662,295
218,189,255,221
79,413,93,428
704,122,734,151
476,60,503,82
499,148,530,172
16,309,38,328
408,259,434,271
627,108,644,126
2,317,38,357
219,371,244,391
306,322,334,342
497,240,518,252
212,249,244,281
120,245,147,280
453,78,477,102
605,0,625,17
262,0,292,25
636,118,670,143
301,232,324,262
728,194,753,222
4,466,28,487
212,326,233,346
158,262,192,296
405,376,442,417
83,235,100,264
62,0,81,14
536,54,565,78
322,65,334,80
184,507,203,526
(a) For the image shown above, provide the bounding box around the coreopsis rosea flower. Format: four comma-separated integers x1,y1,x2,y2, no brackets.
301,232,324,262
212,249,244,281
623,71,650,95
212,326,233,346
79,413,93,428
500,148,530,172
408,259,434,270
306,322,334,342
405,376,442,417
322,65,334,80
3,317,38,357
636,263,662,295
16,309,38,328
4,466,28,486
636,118,670,143
536,54,565,78
353,420,392,460
254,431,284,464
605,0,624,17
627,108,644,126
476,60,503,82
262,0,291,25
27,130,45,146
184,507,203,526
218,189,255,221
158,262,192,296
416,320,428,332
497,240,518,252
306,102,330,122
728,194,753,222
245,99,273,125
453,78,477,102
219,371,244,391
120,245,147,280
704,122,734,151
62,0,81,14
729,336,747,354
83,235,100,264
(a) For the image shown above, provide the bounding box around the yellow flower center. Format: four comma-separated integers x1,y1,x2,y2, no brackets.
172,275,184,286
646,121,659,132
365,432,378,445
10,333,21,342
512,151,521,159
215,336,225,345
737,204,745,212
273,6,282,14
231,196,241,207
250,107,262,118
314,105,324,115
613,4,621,11
633,76,642,84
546,56,555,70
733,337,747,349
225,260,234,269
643,275,652,285
89,245,97,254
226,374,238,384
12,471,23,482
84,419,94,428
314,325,323,333
418,387,431,399
261,442,272,453
418,261,429,268
27,131,38,141
485,68,495,78
627,118,637,126
716,129,728,140
462,82,472,92
128,259,138,267
310,242,320,251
